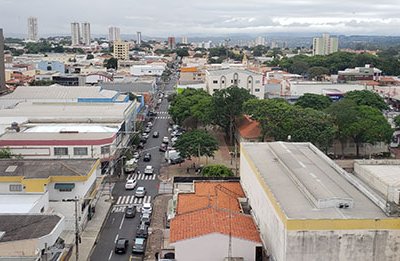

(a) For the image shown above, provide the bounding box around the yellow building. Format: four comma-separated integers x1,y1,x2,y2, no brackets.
113,40,129,60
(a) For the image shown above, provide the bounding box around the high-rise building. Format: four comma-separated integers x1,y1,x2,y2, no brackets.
71,22,80,46
113,40,129,60
136,32,142,45
181,36,188,44
312,33,338,56
108,27,121,42
27,17,38,41
167,37,176,50
255,36,265,46
81,22,91,46
0,28,6,91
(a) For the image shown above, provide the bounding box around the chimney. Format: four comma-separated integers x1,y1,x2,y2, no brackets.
0,28,5,91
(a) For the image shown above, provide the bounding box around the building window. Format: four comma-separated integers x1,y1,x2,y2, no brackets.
221,80,225,84
255,88,260,92
255,80,260,84
101,145,110,154
54,183,75,192
213,80,218,84
74,147,88,156
54,147,68,156
9,184,22,192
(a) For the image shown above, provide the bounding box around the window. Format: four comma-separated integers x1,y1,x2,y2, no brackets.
255,80,260,84
74,147,88,156
101,145,110,154
213,80,218,84
248,80,252,84
9,184,22,192
255,88,260,92
221,80,225,84
54,147,68,156
54,183,75,192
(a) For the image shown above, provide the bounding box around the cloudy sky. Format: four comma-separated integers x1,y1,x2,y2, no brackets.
1,0,400,37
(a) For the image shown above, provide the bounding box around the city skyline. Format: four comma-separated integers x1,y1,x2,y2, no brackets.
1,0,400,37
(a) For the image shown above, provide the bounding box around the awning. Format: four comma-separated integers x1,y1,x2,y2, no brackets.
54,183,75,190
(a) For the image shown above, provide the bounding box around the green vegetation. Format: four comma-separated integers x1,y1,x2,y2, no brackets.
0,148,12,159
174,130,219,159
208,47,244,63
202,164,233,177
295,93,332,110
344,90,388,111
104,58,118,70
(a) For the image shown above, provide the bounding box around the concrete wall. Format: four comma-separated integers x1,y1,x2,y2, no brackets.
0,239,38,257
328,140,388,157
37,215,65,250
173,233,260,261
286,230,400,261
240,151,286,261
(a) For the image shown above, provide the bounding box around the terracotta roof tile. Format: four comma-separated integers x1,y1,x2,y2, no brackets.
180,67,198,73
170,207,261,243
236,115,261,140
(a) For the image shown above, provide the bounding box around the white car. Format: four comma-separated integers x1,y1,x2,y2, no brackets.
171,136,179,143
125,179,137,190
144,165,154,175
141,203,153,214
162,137,169,144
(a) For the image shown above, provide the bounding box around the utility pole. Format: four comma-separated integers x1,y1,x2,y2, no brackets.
74,197,79,261
234,142,238,176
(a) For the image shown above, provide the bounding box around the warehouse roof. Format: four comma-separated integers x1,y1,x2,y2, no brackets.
0,214,62,242
241,142,387,219
206,68,261,76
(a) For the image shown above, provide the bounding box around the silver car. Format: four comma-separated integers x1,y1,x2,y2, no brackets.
135,186,146,198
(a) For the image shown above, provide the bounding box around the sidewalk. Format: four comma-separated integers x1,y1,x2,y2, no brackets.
68,194,112,261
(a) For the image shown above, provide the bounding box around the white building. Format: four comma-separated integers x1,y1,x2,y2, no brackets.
109,26,121,42
130,64,165,76
255,36,266,46
137,31,142,45
71,22,80,46
113,40,129,60
27,17,38,42
240,142,400,261
312,33,338,56
205,68,264,99
81,22,91,46
181,36,188,44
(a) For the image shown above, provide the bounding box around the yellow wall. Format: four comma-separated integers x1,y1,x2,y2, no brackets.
0,159,100,193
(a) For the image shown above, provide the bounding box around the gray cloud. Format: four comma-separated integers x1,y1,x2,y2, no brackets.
1,0,400,37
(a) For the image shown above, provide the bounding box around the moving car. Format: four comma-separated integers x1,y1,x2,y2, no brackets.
143,153,151,162
141,202,153,214
162,137,169,144
135,186,146,198
144,165,154,175
136,222,149,238
125,205,136,218
141,213,151,225
132,237,146,254
125,179,137,190
115,238,129,254
152,131,159,138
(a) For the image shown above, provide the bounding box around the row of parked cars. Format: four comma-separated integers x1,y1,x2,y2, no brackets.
114,202,153,255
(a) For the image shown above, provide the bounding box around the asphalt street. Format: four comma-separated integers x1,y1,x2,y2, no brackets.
90,72,177,261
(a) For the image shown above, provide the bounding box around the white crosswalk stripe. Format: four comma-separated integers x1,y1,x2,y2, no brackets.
113,195,152,209
155,116,171,120
158,111,168,114
126,174,156,180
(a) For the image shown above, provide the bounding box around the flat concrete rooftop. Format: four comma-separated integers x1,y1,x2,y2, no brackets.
0,159,97,178
242,142,387,219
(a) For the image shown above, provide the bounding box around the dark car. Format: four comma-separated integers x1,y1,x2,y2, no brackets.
148,111,157,117
159,143,167,152
152,131,159,138
125,205,136,218
143,153,151,162
137,142,145,149
115,238,129,254
136,222,149,238
170,156,184,164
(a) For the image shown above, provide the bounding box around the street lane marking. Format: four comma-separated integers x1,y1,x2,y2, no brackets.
108,250,113,260
115,234,119,242
119,216,125,230
116,196,122,205
298,161,306,168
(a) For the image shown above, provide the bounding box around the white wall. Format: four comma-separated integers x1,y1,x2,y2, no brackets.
173,233,260,261
240,152,286,261
37,214,65,250
130,65,165,76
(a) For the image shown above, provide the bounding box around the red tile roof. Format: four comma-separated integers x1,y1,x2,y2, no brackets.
170,207,261,243
235,115,261,140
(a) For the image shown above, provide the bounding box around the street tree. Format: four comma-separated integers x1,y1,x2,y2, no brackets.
104,58,118,70
211,86,255,144
295,93,332,110
307,66,330,81
344,90,388,111
394,115,400,129
202,164,233,177
174,130,219,159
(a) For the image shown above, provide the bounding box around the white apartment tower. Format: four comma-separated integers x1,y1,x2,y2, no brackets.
71,22,81,46
81,22,91,46
137,32,142,45
108,27,121,42
113,41,129,60
255,36,266,46
181,36,188,44
27,17,38,41
313,33,338,56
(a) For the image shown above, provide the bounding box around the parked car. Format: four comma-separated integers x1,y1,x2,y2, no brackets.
144,165,154,175
152,131,159,138
141,202,153,214
147,121,153,128
143,153,151,162
162,137,169,144
132,237,146,254
170,155,184,164
125,179,137,190
137,142,144,149
148,111,157,117
124,159,137,173
136,222,149,238
125,205,136,218
144,127,151,133
135,186,146,198
115,238,129,254
141,212,151,225
133,152,140,159
171,136,179,143
142,132,149,139
159,143,167,152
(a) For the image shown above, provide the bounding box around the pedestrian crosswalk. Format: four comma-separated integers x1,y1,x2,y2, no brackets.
155,116,171,120
126,174,156,181
158,111,169,114
116,195,152,205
